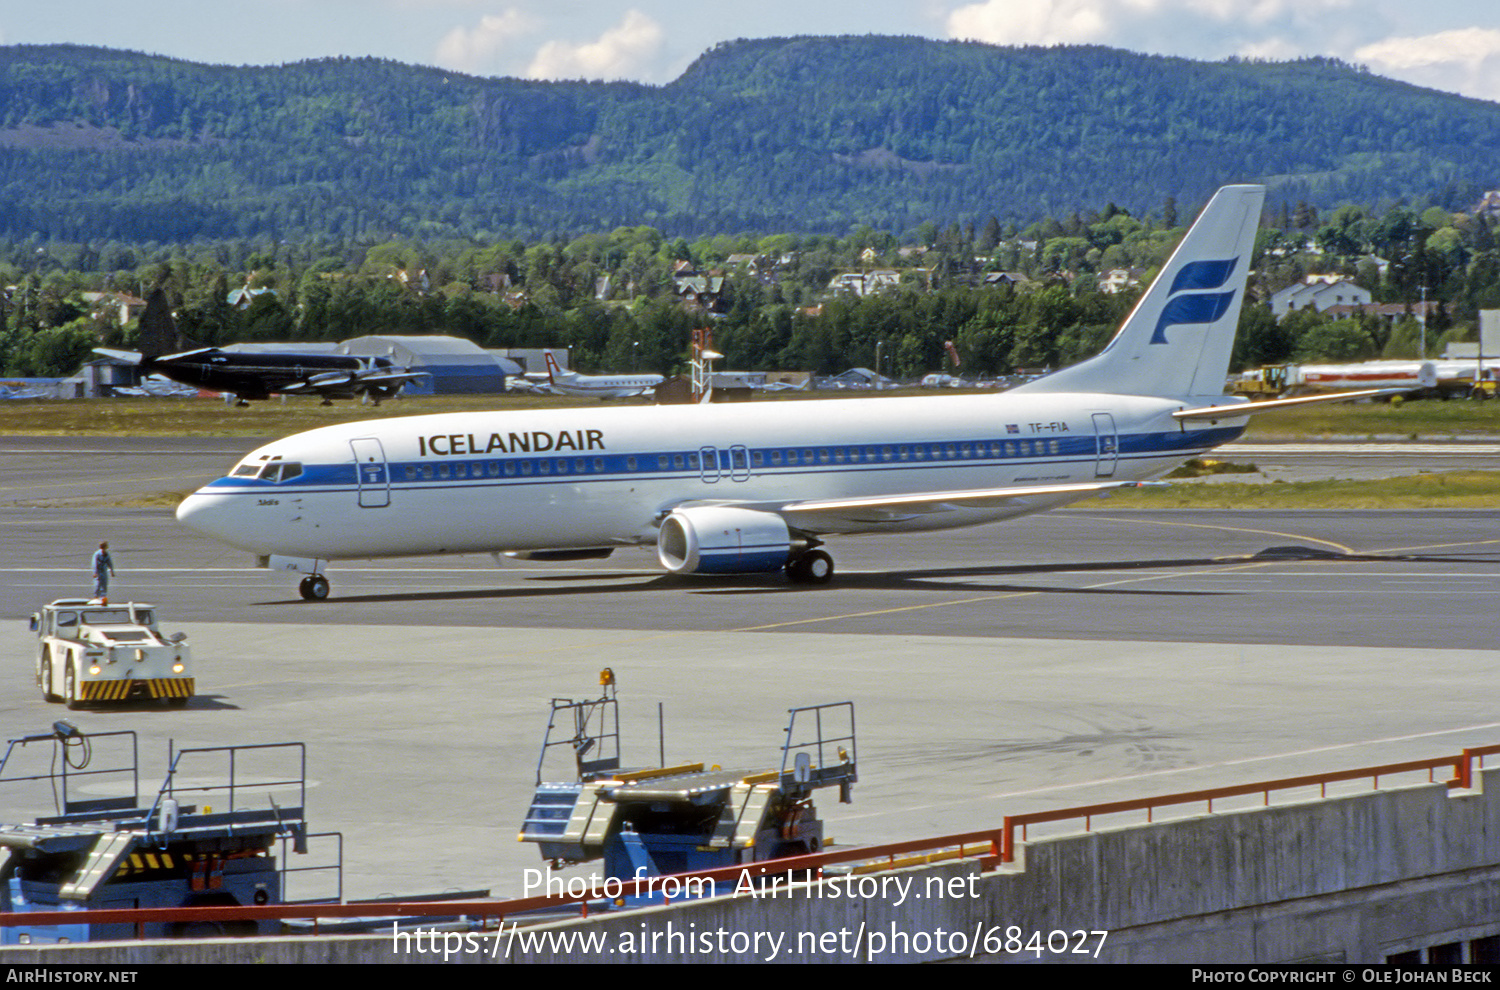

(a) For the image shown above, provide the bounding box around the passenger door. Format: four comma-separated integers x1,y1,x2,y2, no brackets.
350,437,391,508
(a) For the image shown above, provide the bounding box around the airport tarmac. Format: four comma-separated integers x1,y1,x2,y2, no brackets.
0,437,1497,900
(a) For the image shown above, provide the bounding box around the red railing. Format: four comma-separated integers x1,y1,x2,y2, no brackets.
5,743,1496,937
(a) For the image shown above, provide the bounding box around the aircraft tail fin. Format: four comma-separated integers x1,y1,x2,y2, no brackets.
542,350,567,383
1014,184,1265,399
137,288,200,359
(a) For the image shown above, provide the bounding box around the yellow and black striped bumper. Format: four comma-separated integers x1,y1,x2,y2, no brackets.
79,677,195,701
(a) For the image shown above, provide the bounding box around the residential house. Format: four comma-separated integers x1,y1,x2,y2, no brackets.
1270,275,1372,317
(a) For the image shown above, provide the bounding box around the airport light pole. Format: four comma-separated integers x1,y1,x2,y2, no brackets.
1418,285,1427,359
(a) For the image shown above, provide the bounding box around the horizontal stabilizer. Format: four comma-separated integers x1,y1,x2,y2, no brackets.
1172,388,1405,421
91,348,142,365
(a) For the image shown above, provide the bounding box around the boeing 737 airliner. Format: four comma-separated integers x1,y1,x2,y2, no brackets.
176,185,1373,600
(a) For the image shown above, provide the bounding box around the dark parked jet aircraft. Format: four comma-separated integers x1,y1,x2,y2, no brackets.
94,291,427,405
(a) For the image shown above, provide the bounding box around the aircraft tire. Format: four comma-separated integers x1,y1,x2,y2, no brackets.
299,575,331,601
801,550,835,584
788,550,834,585
40,651,55,702
65,664,81,711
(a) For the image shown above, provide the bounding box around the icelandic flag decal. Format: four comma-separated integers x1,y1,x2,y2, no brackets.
1150,256,1239,345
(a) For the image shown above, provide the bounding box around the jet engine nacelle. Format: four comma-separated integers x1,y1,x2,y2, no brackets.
657,506,795,575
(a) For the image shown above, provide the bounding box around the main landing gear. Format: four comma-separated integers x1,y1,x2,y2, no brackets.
298,574,331,601
786,549,834,585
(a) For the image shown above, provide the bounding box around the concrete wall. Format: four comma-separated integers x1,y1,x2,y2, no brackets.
9,770,1499,964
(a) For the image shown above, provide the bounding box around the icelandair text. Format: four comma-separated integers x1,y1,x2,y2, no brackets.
419,429,605,457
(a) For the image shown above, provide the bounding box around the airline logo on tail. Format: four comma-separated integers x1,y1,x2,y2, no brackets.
1150,257,1241,345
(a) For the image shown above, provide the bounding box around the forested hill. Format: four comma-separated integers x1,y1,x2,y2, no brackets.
3,36,1499,242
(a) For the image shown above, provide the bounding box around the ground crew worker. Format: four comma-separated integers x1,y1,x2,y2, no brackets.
92,541,115,603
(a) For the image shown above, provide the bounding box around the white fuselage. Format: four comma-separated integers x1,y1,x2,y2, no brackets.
545,372,665,398
175,391,1244,562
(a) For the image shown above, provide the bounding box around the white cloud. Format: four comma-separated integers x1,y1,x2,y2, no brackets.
1174,0,1351,25
946,0,1111,46
434,8,537,74
944,0,1355,49
1355,28,1500,102
523,10,665,81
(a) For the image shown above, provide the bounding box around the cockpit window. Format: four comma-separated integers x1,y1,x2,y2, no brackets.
233,464,260,478
256,462,303,482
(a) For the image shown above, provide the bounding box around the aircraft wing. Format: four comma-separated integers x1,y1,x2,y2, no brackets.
753,480,1151,529
350,370,430,388
277,372,357,396
278,370,429,398
92,347,144,365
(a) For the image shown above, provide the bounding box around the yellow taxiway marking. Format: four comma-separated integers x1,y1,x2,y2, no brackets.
1371,538,1500,555
727,560,1282,634
1084,514,1356,555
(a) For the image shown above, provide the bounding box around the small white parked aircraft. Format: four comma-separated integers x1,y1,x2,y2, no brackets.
542,351,665,399
177,184,1386,600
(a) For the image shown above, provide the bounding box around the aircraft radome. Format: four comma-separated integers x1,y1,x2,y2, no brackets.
176,184,1387,601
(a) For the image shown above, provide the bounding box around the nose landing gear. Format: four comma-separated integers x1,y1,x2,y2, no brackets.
297,574,331,601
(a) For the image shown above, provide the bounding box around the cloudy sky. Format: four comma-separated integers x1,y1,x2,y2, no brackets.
4,1,1499,103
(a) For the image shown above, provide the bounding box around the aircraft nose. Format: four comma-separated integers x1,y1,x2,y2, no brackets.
176,489,242,545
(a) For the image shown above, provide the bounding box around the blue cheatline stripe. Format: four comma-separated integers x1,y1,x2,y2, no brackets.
201,426,1243,495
